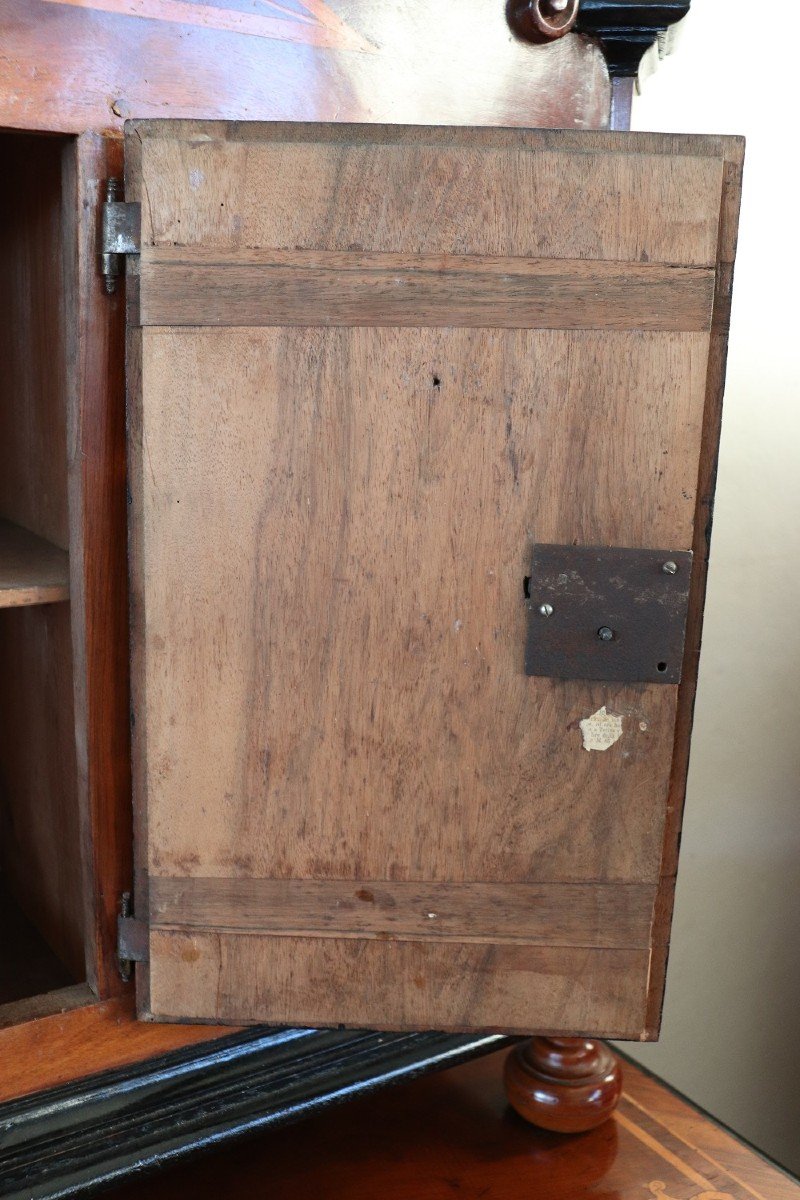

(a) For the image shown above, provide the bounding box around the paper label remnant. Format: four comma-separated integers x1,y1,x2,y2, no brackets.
579,706,623,752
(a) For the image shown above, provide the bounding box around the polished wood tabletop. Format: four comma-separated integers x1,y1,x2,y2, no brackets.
102,1047,797,1200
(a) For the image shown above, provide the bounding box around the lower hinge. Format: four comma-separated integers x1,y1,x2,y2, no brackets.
101,180,141,295
117,891,148,981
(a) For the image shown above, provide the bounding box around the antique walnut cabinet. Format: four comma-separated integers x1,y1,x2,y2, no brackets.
0,1,742,1195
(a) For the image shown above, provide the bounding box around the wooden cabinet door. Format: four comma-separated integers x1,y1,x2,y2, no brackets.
126,122,742,1035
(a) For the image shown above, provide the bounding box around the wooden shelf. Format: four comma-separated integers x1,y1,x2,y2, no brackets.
0,519,69,608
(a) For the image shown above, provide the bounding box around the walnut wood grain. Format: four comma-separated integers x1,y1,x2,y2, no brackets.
137,247,715,331
126,122,741,1034
131,123,724,267
149,878,657,947
149,931,651,1035
0,519,69,608
134,325,693,890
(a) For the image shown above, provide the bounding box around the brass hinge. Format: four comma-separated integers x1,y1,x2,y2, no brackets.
101,179,141,295
117,891,148,981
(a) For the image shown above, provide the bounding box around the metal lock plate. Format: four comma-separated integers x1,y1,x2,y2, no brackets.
525,544,693,684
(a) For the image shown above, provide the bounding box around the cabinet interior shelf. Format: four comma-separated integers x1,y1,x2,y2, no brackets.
0,519,70,608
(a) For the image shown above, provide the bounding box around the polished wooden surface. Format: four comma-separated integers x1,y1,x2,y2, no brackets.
100,1047,800,1200
0,0,610,135
127,122,734,1035
0,995,232,1104
505,1036,623,1132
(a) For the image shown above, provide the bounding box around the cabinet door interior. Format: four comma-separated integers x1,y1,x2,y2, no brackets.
127,121,741,1035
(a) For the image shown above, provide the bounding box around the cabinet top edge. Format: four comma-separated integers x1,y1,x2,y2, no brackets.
122,119,744,162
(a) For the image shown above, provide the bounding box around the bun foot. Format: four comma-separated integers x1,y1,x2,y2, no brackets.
504,1037,622,1133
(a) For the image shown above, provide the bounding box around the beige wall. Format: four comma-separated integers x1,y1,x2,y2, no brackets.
616,0,800,1174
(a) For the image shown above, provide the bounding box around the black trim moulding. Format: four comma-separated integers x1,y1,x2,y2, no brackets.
0,1025,514,1200
577,0,692,76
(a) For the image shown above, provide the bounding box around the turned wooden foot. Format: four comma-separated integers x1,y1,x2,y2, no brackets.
504,1037,622,1133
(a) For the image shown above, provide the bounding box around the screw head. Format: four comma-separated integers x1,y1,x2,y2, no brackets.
662,560,678,575
597,626,615,642
538,603,554,617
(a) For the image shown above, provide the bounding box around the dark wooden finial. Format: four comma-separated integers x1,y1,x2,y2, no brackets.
506,0,580,42
504,1037,622,1132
